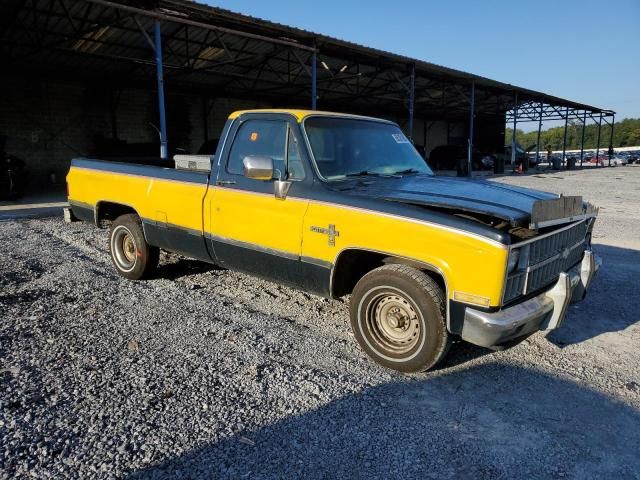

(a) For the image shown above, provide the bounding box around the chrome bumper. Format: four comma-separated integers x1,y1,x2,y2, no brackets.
460,250,602,348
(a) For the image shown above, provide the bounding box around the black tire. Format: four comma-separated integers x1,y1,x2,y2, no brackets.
109,214,159,280
350,264,450,373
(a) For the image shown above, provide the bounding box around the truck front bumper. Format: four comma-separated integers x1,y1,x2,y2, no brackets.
460,250,601,348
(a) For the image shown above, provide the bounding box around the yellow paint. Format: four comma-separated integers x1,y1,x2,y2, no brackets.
67,167,207,232
301,201,508,305
227,109,385,123
68,167,509,306
208,188,309,255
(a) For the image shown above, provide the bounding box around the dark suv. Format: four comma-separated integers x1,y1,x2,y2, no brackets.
428,145,495,171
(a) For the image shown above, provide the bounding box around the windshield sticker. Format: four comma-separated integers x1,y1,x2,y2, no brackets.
392,133,410,144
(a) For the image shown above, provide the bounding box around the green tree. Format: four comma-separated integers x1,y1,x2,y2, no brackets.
505,118,640,150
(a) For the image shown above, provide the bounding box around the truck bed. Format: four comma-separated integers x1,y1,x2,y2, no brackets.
67,157,212,260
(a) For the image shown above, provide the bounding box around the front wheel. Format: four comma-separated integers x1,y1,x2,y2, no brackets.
109,214,159,280
350,264,450,373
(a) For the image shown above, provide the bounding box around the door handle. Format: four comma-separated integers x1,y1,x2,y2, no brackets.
216,180,236,185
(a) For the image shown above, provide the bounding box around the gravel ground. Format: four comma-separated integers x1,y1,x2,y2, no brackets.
1,166,639,479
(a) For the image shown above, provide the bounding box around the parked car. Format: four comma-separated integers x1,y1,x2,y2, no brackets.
503,144,538,168
0,134,27,199
610,155,628,166
620,151,638,164
589,155,608,166
66,109,601,373
428,145,495,171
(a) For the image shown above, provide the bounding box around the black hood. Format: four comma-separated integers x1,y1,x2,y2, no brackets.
339,174,558,227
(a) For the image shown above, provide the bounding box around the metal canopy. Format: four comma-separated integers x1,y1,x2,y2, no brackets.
1,0,615,122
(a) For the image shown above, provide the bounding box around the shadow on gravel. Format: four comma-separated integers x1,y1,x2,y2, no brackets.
128,363,640,479
435,340,493,369
156,259,222,280
546,243,640,347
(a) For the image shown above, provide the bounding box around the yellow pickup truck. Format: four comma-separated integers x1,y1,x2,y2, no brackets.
66,109,600,372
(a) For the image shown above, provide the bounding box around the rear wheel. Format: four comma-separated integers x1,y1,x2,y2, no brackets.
109,214,159,280
350,264,450,373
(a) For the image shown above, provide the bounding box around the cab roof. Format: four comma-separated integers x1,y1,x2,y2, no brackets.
227,109,394,123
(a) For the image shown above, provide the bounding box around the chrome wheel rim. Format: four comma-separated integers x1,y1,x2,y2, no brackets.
367,292,421,354
111,226,137,272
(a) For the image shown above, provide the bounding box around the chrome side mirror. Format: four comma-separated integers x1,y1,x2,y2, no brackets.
243,155,274,180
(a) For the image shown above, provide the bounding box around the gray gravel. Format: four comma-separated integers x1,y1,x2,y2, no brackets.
1,166,639,479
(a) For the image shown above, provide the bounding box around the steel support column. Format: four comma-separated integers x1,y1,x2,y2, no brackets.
154,20,168,159
580,110,587,167
467,81,475,177
608,114,615,167
561,106,569,168
511,93,518,172
595,113,602,167
408,64,415,141
534,102,543,165
422,119,428,160
311,50,317,110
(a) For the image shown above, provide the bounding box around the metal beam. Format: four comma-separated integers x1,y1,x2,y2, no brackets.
467,81,475,177
608,113,615,167
408,64,415,140
595,113,602,167
154,20,168,159
535,102,542,166
85,0,316,52
561,106,569,168
311,49,317,110
511,92,518,171
580,110,587,167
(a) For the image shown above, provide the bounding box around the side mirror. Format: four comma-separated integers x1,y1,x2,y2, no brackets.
243,155,274,180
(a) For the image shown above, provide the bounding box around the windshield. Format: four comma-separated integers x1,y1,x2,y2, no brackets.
304,117,433,180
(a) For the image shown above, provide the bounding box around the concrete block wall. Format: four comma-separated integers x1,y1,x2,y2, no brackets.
0,75,271,188
0,75,155,187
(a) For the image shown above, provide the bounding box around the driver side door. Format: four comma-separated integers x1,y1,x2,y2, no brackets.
208,114,310,287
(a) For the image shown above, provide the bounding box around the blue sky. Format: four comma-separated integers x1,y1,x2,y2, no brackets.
207,1,639,128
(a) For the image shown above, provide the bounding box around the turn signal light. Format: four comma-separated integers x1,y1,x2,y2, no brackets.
453,291,491,307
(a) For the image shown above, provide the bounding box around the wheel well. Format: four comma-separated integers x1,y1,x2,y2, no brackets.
331,249,446,298
95,202,137,227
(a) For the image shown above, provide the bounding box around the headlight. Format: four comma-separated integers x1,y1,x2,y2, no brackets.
507,249,520,273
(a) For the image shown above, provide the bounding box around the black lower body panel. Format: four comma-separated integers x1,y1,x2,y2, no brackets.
210,239,331,298
69,201,94,224
143,221,212,263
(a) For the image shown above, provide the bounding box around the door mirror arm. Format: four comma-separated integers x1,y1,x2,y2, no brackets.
274,179,292,200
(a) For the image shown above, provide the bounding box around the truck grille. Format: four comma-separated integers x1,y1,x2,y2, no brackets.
503,221,588,304
529,222,587,264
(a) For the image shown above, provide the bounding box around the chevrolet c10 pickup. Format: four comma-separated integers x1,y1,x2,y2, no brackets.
66,109,601,372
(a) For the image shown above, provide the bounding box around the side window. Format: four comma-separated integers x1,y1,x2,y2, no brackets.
227,120,287,175
287,127,305,180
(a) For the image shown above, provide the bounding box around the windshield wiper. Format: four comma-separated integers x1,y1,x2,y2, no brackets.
346,170,381,177
392,168,421,175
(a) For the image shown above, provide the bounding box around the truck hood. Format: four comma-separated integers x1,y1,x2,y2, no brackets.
343,175,559,227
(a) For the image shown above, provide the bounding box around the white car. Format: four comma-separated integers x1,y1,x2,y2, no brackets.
610,155,628,166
